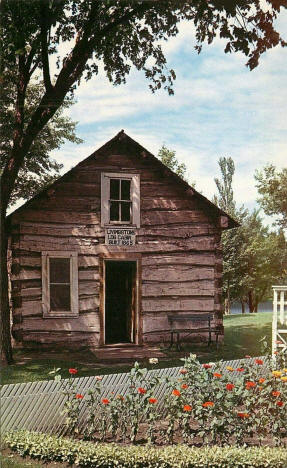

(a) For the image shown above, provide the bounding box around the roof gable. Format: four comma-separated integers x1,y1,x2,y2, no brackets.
8,130,239,229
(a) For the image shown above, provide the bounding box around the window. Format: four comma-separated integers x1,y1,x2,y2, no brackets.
42,252,78,317
101,173,140,227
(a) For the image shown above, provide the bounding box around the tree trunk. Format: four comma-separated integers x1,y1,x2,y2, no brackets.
248,290,255,313
0,211,13,365
224,297,230,315
241,300,245,314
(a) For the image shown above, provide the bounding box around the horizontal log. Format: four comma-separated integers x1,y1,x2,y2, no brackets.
22,314,100,332
28,198,101,212
141,210,210,226
12,210,101,224
142,266,214,282
18,223,103,237
142,297,214,312
141,197,196,211
20,331,100,345
142,283,214,297
15,238,215,254
142,253,215,266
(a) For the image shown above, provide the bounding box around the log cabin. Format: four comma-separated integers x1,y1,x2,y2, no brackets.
8,130,238,350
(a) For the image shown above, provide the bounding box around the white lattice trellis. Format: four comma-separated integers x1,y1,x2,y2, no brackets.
272,285,287,355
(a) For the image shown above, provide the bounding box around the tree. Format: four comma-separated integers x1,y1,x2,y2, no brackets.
255,164,287,229
213,158,287,315
1,79,83,207
1,0,286,364
157,145,187,181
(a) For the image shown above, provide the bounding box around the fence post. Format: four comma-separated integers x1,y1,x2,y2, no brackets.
272,285,287,355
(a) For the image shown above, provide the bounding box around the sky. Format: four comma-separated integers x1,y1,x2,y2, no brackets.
17,7,287,228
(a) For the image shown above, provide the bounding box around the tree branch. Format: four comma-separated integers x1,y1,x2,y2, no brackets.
40,0,53,93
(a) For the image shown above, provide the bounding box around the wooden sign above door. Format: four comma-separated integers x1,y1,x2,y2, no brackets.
105,228,136,246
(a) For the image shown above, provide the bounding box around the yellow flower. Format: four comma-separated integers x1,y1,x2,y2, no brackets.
283,368,287,374
226,366,234,372
272,371,282,378
281,376,287,382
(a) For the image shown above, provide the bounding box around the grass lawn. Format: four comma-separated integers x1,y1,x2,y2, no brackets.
1,312,272,386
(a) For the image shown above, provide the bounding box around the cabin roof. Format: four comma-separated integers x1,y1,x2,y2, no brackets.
8,130,239,229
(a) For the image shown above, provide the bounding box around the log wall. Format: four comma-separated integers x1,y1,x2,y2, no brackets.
9,147,223,348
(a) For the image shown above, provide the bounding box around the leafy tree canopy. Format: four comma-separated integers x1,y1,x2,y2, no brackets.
158,145,187,180
0,78,83,207
255,164,287,229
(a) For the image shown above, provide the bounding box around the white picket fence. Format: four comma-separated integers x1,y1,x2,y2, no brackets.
1,357,268,435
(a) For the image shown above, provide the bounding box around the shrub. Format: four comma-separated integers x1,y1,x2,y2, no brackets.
3,430,287,468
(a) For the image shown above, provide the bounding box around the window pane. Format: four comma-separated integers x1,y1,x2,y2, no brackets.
121,202,131,222
50,258,70,283
121,179,131,200
50,284,71,311
110,179,120,200
110,201,120,221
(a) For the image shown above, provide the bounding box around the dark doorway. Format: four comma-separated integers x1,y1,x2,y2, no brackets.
105,261,136,344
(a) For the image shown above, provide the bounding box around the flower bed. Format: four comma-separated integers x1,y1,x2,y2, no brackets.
52,346,287,447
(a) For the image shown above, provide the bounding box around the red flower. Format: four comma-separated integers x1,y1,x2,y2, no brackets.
180,369,188,375
202,364,212,369
213,373,222,378
274,351,279,355
172,389,181,397
245,381,256,389
276,401,284,407
183,404,192,412
258,378,265,384
138,387,147,394
236,368,244,372
68,368,78,374
181,384,188,389
237,412,249,419
75,394,84,399
102,398,109,405
272,391,281,397
202,401,214,407
226,383,235,391
255,359,263,365
149,398,158,404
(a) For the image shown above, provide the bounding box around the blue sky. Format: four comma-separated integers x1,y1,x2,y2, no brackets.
47,10,287,228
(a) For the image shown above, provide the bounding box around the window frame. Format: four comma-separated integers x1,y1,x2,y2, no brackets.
42,251,79,318
101,172,140,228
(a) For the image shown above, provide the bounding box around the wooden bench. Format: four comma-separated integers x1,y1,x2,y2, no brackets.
168,313,221,351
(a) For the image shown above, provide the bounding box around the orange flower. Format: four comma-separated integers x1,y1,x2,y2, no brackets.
213,373,222,378
258,378,265,384
68,368,78,374
75,393,84,399
138,387,147,394
180,369,188,375
116,395,125,400
258,386,263,391
274,351,279,355
237,412,250,419
172,389,181,397
102,398,109,405
236,368,244,372
202,401,214,407
181,384,188,389
226,383,235,391
183,404,192,412
149,398,158,404
202,363,212,369
276,401,284,407
245,381,256,389
272,391,281,397
255,359,263,365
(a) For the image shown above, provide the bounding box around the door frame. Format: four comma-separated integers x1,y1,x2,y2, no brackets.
99,253,142,346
